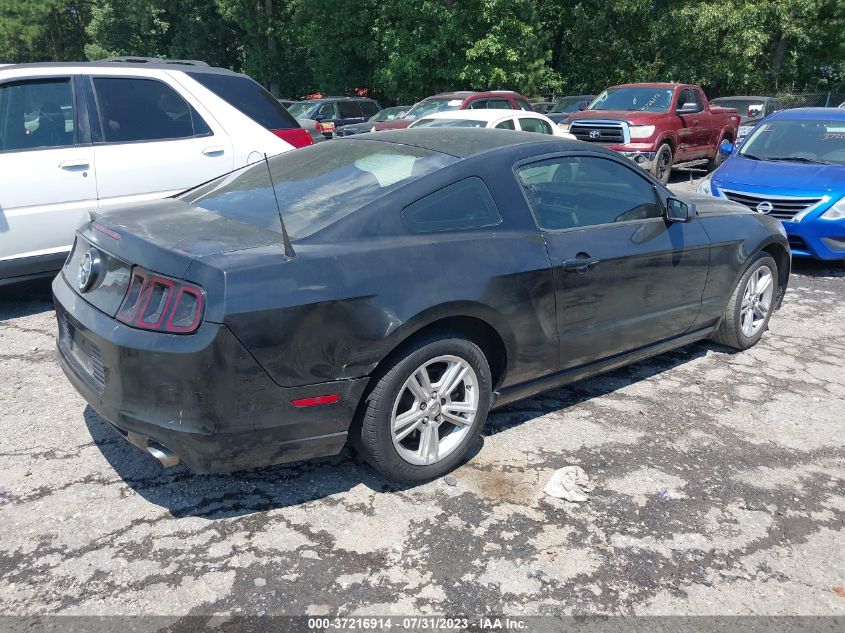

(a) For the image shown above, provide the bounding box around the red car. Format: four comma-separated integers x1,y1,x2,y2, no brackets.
563,83,740,183
374,91,533,131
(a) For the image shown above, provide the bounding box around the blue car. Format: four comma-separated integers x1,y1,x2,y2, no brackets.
698,108,845,261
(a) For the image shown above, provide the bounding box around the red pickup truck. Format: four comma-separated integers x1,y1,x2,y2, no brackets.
562,83,740,183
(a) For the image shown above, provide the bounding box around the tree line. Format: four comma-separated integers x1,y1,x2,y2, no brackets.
1,0,843,103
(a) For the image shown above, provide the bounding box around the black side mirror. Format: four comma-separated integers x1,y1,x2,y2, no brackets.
578,102,588,111
676,102,700,115
665,197,694,223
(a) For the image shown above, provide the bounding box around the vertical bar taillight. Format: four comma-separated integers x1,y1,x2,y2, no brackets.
116,267,204,334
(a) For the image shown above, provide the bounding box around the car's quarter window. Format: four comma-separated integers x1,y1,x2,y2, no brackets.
517,156,662,230
495,119,515,130
401,177,501,233
519,117,552,135
0,78,75,152
93,77,210,143
360,101,380,117
187,71,299,130
338,101,363,118
180,139,457,239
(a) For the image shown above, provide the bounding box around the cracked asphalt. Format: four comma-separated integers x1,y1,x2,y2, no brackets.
1,172,844,619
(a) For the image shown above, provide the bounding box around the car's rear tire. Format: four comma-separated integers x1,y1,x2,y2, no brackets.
651,143,673,184
352,334,492,483
712,253,778,350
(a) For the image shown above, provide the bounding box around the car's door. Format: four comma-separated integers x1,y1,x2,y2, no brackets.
515,153,710,369
676,88,710,160
90,75,233,209
0,75,98,278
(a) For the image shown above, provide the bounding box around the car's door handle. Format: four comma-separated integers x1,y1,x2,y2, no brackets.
59,159,89,169
202,145,225,156
563,256,600,273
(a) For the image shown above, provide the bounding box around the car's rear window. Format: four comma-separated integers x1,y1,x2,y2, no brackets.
187,72,298,130
179,140,458,239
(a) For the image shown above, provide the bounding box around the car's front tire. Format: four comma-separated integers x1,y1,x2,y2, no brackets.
353,334,492,483
650,143,673,184
712,252,778,350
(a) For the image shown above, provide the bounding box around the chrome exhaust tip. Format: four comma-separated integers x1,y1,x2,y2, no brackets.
124,429,180,468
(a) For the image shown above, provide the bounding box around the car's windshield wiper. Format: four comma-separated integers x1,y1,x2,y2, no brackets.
763,156,833,165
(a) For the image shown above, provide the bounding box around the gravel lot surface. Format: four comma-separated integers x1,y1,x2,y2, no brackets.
1,171,844,620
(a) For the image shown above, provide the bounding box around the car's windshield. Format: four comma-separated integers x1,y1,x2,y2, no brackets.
412,118,486,128
713,98,766,122
286,101,315,118
370,107,406,123
739,119,845,165
402,98,463,120
589,88,674,113
179,140,458,239
552,97,585,113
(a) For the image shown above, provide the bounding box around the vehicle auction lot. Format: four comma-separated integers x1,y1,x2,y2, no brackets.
1,172,843,619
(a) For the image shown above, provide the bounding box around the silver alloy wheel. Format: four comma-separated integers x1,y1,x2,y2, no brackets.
390,355,479,466
740,266,774,337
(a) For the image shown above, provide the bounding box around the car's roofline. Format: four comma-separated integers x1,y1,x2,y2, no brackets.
0,61,243,74
413,109,547,122
766,107,845,120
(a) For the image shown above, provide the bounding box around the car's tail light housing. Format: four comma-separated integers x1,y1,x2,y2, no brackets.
271,128,313,148
315,120,335,135
117,267,204,334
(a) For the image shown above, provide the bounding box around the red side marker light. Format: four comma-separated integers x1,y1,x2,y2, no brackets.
92,221,122,240
291,394,341,408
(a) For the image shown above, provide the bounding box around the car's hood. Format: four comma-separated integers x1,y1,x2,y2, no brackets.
714,156,845,193
373,119,413,131
568,110,667,124
671,191,750,217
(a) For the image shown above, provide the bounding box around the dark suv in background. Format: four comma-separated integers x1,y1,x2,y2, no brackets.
287,96,381,140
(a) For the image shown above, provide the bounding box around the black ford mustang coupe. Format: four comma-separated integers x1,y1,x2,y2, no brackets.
54,129,790,482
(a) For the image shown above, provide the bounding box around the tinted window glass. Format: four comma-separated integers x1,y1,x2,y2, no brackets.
187,71,298,129
94,77,209,142
315,102,337,118
517,156,661,230
360,101,380,117
402,177,501,233
338,101,363,118
180,140,458,239
0,78,74,151
489,99,512,109
467,99,489,110
519,118,552,134
516,99,533,111
495,119,515,130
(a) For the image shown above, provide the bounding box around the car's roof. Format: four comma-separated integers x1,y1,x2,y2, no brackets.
611,83,683,89
0,60,239,75
428,90,526,100
767,107,845,121
415,109,546,122
351,127,577,158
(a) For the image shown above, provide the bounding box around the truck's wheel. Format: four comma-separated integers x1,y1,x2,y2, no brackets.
651,143,673,184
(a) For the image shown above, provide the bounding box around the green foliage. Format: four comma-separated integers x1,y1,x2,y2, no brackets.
1,0,843,100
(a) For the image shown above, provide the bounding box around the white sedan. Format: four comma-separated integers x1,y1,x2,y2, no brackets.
407,109,576,138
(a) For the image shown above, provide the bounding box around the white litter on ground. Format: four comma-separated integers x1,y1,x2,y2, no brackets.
544,466,595,502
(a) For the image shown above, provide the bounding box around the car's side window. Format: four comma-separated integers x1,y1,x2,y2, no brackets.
338,101,363,118
316,102,337,118
93,77,211,143
467,99,489,109
402,177,502,233
519,118,552,135
495,119,515,130
360,101,379,117
517,156,662,230
489,99,512,109
0,78,75,152
515,99,533,111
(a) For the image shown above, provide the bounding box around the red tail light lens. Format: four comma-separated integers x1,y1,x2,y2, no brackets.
271,128,313,148
117,267,204,334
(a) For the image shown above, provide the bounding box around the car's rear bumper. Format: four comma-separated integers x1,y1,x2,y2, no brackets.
52,273,368,473
783,219,845,261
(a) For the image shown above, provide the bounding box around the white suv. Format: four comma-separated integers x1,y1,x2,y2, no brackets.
0,59,312,285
